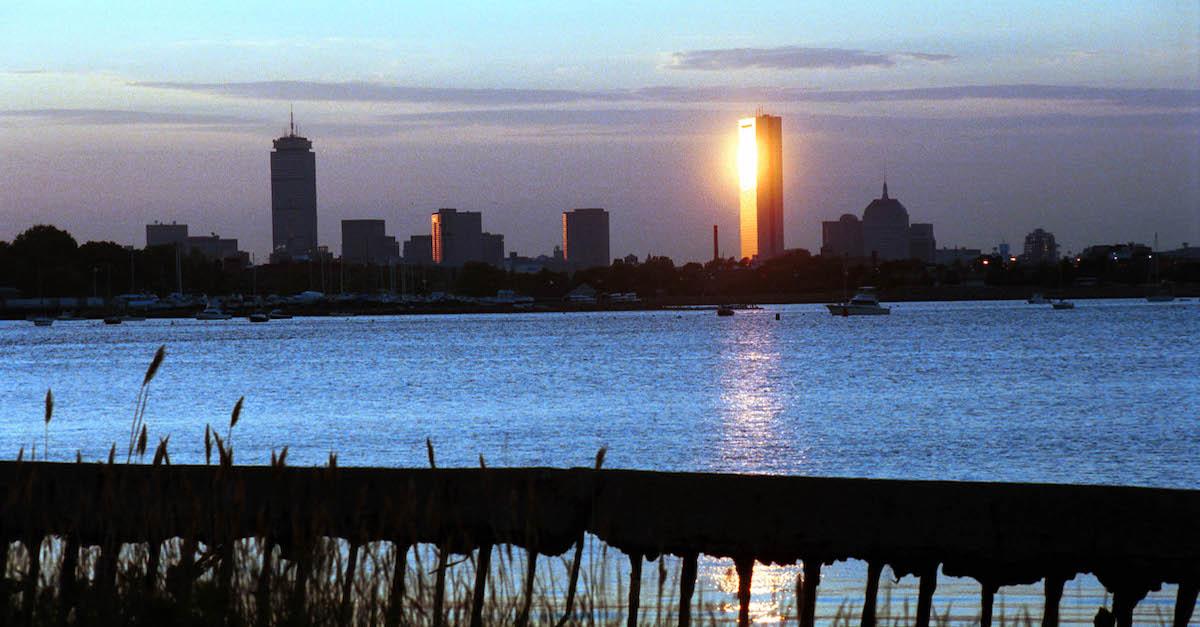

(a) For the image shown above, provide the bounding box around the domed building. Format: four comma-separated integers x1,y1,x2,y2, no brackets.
820,181,936,262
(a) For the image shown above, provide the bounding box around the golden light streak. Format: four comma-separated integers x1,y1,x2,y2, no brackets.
737,117,757,191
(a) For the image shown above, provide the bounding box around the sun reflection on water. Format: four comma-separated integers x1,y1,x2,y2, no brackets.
706,558,806,623
716,314,807,473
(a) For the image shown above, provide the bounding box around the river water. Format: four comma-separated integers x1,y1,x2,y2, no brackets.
2,299,1198,623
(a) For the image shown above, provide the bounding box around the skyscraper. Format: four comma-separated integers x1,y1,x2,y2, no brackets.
562,208,610,269
270,114,318,262
430,208,483,266
1022,228,1059,263
862,181,911,261
341,219,399,265
737,114,784,261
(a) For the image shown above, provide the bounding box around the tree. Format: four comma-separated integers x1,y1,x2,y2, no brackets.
10,225,82,296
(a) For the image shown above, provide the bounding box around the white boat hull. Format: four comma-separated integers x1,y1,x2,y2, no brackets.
826,304,890,316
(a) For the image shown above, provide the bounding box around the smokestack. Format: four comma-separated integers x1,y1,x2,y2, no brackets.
713,225,719,261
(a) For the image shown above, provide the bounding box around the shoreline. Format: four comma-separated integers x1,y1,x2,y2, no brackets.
3,285,1195,320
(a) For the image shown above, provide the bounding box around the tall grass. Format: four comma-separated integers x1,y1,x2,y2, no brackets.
125,344,165,463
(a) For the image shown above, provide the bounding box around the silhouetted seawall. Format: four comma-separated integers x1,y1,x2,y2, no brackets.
1,462,1197,626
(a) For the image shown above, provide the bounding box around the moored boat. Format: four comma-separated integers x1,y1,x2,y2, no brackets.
826,287,890,316
248,312,270,323
195,306,233,320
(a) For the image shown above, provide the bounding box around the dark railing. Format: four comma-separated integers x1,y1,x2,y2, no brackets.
1,461,1197,626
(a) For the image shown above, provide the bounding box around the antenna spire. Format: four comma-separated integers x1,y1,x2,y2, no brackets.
289,105,295,136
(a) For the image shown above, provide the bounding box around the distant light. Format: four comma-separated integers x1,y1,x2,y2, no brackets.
982,259,989,265
737,118,757,192
1009,256,1017,262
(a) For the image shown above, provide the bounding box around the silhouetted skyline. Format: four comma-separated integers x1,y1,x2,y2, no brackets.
1,3,1197,262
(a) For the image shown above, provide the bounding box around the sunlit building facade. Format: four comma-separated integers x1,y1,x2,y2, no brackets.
738,114,784,261
562,208,610,269
270,117,318,262
431,208,483,267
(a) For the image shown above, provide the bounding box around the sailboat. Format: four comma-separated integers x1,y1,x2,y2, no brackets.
1146,234,1174,302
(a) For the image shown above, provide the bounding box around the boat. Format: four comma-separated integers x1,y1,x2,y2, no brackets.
1027,293,1049,304
31,317,54,327
716,306,735,317
826,287,890,316
195,306,232,320
1052,300,1075,310
103,316,122,325
248,312,270,323
268,309,292,320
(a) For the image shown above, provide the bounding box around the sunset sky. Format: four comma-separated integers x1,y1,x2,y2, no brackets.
2,1,1198,261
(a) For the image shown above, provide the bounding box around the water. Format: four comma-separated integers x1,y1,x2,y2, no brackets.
2,299,1198,623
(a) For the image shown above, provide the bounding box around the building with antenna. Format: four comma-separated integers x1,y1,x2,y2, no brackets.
270,111,319,262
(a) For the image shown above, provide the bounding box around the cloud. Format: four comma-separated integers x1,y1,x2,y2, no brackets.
0,109,255,126
901,52,956,62
131,80,1198,111
378,107,1199,136
666,46,954,71
633,84,1200,109
134,80,623,106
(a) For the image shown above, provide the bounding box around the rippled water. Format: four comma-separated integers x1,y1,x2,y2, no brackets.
2,299,1197,623
3,299,1197,486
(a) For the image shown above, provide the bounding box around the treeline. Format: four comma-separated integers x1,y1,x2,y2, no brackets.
2,225,1198,300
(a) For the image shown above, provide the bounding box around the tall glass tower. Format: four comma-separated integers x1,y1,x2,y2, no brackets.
737,114,784,261
270,113,318,261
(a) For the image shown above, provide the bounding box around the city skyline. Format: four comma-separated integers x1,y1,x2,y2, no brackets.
2,3,1198,261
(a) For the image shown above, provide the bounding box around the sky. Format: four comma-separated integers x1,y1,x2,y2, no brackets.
1,1,1198,262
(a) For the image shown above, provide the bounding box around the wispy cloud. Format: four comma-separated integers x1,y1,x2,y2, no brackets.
666,46,954,71
380,107,1199,134
637,84,1200,109
133,80,624,105
0,109,255,126
131,80,1198,111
